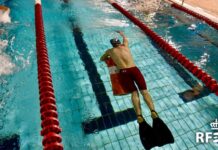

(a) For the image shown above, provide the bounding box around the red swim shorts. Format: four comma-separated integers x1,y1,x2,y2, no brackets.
120,67,147,92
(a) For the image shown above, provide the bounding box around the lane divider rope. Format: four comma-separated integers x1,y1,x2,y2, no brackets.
35,0,64,149
109,1,218,96
170,1,218,30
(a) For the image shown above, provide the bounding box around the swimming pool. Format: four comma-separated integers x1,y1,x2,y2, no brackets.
0,0,218,149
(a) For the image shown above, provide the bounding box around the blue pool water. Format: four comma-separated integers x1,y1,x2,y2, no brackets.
0,0,218,149
134,5,218,81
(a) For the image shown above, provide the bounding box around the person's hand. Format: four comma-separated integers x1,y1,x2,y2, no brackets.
116,31,124,36
108,0,115,4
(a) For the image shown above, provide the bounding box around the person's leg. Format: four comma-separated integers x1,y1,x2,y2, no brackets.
131,90,144,123
140,90,158,119
130,67,158,118
182,0,185,5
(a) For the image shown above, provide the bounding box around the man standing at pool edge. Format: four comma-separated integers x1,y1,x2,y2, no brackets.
100,31,158,123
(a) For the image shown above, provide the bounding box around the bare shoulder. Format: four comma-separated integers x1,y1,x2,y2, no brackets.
106,48,113,54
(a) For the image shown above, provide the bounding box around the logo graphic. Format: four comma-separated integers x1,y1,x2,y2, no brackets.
196,119,218,146
211,119,218,130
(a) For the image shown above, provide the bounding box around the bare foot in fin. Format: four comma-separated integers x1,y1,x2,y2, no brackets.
137,115,145,123
151,110,158,119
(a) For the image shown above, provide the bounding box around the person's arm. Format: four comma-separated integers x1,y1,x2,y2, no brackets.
117,31,128,46
108,0,115,4
100,50,110,61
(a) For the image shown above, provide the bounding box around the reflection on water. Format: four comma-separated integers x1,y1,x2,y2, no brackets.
99,18,129,27
0,77,9,130
0,28,33,76
194,52,209,68
0,7,14,75
0,39,15,75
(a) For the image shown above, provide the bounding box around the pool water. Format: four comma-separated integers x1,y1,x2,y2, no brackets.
131,5,218,81
0,0,218,149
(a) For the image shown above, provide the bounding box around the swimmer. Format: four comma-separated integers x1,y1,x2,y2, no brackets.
188,24,197,31
0,5,10,13
0,5,11,23
100,31,158,123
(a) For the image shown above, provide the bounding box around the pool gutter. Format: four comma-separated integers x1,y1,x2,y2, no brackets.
166,0,218,30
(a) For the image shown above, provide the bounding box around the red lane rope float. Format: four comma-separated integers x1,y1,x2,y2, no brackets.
171,2,218,30
110,2,218,96
35,0,63,149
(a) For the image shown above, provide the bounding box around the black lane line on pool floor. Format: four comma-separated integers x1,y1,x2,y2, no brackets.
72,26,113,115
152,41,211,102
72,24,136,134
197,33,218,48
0,134,20,149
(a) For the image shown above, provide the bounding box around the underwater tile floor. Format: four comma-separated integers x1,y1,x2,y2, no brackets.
49,30,218,149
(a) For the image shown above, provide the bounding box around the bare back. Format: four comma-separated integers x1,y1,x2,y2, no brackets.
108,45,136,69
